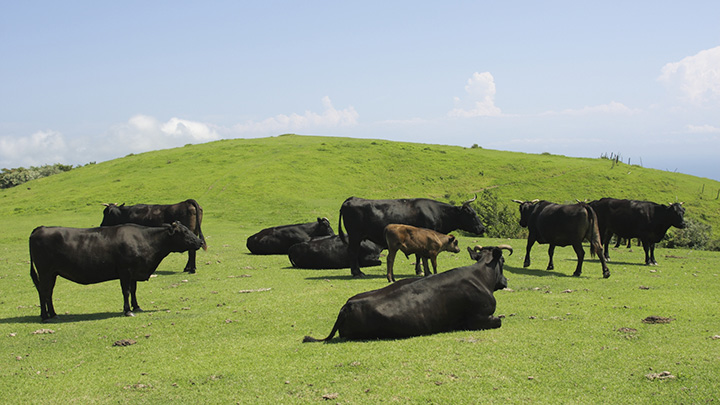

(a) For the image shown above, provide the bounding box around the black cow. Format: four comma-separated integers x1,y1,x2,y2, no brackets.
338,196,486,277
29,222,204,322
246,218,334,255
303,245,512,342
513,200,610,278
589,198,687,265
288,235,382,269
100,199,207,273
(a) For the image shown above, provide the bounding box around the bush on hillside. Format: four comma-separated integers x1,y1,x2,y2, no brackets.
0,164,73,189
660,217,711,250
450,189,525,239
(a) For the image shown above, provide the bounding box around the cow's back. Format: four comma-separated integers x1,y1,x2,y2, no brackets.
341,197,451,246
339,268,492,339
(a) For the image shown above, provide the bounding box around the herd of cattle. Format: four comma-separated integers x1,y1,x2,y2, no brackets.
28,196,687,341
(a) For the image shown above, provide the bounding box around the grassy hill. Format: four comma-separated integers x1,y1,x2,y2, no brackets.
2,134,718,234
3,135,720,403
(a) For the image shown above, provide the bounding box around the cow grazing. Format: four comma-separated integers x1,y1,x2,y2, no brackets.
303,245,512,342
29,222,204,322
288,235,383,269
589,198,686,265
513,200,610,278
338,196,486,277
246,218,334,255
384,224,460,282
100,199,207,273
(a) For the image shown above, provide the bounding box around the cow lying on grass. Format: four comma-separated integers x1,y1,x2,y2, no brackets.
303,245,512,342
29,222,204,322
288,235,382,269
246,218,334,255
384,224,460,282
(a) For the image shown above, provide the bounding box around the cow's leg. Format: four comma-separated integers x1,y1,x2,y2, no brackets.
348,236,365,277
602,231,612,261
429,256,438,275
648,242,658,265
641,240,656,265
45,275,58,319
129,281,142,312
414,257,423,275
523,237,535,268
421,257,431,277
464,314,503,330
119,278,134,316
184,250,197,273
386,248,397,283
572,243,585,276
547,245,555,270
37,273,58,321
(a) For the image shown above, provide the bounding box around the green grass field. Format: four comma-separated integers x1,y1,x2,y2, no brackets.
1,135,719,403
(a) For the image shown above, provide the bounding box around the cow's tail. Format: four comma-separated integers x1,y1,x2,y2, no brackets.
338,206,347,245
189,199,207,251
30,254,40,291
582,203,603,258
302,307,345,343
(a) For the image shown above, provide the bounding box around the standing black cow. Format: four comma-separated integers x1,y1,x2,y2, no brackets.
100,199,207,273
589,198,686,265
288,235,382,269
338,196,486,277
303,245,512,342
29,222,204,322
246,218,334,255
513,200,610,278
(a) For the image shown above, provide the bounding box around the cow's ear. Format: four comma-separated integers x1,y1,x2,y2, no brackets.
169,221,181,234
492,247,503,261
449,235,455,241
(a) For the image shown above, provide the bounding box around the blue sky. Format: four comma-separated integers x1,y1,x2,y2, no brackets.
2,1,719,180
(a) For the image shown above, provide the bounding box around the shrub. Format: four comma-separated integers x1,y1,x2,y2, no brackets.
660,217,711,250
0,164,73,189
451,189,524,239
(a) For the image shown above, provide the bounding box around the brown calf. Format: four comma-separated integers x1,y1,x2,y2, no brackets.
384,224,461,283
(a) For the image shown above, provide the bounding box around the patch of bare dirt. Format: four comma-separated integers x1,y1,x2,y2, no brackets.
642,316,674,324
646,371,675,380
113,339,137,347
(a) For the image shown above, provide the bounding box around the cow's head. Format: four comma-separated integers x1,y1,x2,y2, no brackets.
467,245,512,291
313,217,335,237
668,202,687,229
445,235,461,253
100,203,126,226
512,199,540,228
166,221,204,252
459,195,487,235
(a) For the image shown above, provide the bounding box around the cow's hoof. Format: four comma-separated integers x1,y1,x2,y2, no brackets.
124,311,135,317
184,268,196,274
603,271,611,279
572,271,581,277
547,265,554,271
523,262,530,268
132,307,143,313
352,272,366,278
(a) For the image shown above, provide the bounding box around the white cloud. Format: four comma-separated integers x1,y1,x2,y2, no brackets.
232,96,358,134
539,101,637,116
448,72,502,118
0,130,68,167
686,124,720,133
106,115,221,154
659,46,720,103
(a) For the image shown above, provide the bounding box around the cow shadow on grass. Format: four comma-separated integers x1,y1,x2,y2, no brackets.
303,272,394,281
503,264,574,278
0,309,163,325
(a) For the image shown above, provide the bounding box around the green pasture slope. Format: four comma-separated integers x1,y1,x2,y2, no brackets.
1,134,719,403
